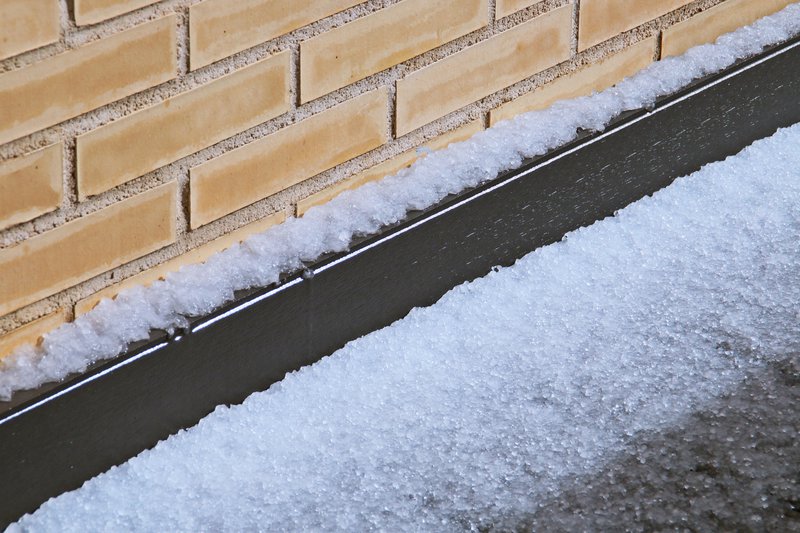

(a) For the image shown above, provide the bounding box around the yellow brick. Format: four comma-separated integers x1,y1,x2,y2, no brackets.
661,0,795,58
297,119,483,215
490,37,655,125
0,15,176,145
578,0,691,51
0,143,62,230
189,0,362,70
190,88,389,228
0,309,69,359
0,0,60,60
300,0,487,102
496,0,539,19
396,5,571,136
75,211,286,316
74,0,160,25
0,182,177,316
77,52,290,199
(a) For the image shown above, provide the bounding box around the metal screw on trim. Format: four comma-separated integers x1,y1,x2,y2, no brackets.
170,326,191,340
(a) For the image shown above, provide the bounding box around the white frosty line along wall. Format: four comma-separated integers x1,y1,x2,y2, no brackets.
0,3,799,399
1,0,794,354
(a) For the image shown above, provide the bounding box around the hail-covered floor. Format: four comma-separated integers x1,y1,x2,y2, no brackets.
10,119,800,531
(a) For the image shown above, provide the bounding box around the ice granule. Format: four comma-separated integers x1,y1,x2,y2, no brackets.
1,5,799,399
10,116,800,531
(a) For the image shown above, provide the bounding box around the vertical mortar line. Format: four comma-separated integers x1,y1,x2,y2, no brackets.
176,4,191,238
655,30,664,61
290,43,301,110
62,0,80,47
488,0,497,25
59,0,77,214
178,168,192,238
282,41,301,223
176,5,191,76
63,136,79,209
388,72,398,142
571,0,580,57
58,0,70,41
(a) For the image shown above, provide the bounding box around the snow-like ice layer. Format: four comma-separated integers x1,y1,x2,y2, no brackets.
11,116,800,531
1,5,799,398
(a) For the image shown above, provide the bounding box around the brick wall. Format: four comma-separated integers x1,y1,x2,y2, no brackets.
0,0,793,356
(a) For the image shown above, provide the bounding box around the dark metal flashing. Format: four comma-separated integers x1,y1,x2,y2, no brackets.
1,37,799,526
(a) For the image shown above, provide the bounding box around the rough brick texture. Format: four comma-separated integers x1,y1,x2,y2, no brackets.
0,0,772,351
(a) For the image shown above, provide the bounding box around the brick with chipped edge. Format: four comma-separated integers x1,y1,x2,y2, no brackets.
0,0,60,60
300,0,487,102
661,0,796,58
297,119,484,216
0,143,63,231
578,0,691,51
490,37,656,125
77,51,290,198
74,0,161,26
190,88,389,229
189,0,362,70
0,182,177,317
0,309,70,359
395,5,572,136
75,211,286,316
0,15,177,145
